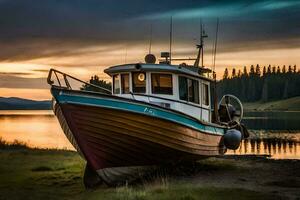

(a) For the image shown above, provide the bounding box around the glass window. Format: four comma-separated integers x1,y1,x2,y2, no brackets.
113,74,120,94
151,74,173,95
188,79,199,104
132,72,146,93
179,76,188,101
179,76,199,104
121,74,130,94
202,83,209,106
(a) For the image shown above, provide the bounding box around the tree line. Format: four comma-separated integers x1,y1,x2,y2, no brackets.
217,64,300,102
81,75,111,92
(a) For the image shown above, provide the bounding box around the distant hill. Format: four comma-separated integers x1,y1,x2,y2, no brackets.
244,96,300,111
0,97,52,110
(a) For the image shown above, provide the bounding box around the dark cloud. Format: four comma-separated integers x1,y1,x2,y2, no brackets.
0,72,32,76
0,0,299,63
0,74,48,89
31,69,49,73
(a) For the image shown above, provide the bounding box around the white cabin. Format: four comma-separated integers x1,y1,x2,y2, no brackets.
104,63,213,122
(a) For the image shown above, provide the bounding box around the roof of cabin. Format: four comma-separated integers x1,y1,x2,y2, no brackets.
104,63,213,81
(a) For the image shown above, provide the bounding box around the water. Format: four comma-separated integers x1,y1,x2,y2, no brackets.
0,110,73,150
227,137,300,159
243,111,300,130
0,110,299,159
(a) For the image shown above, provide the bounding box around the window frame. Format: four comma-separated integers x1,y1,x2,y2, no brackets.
121,73,130,94
151,73,173,95
132,72,146,94
179,76,188,101
202,82,210,107
178,75,200,105
113,74,121,94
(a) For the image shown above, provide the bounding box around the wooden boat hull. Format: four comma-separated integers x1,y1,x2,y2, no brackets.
52,89,227,172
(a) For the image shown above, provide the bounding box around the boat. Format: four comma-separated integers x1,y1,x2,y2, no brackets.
47,28,249,187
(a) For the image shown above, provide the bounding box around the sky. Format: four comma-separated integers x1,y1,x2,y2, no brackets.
0,0,299,100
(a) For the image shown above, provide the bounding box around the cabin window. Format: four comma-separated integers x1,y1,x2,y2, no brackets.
113,74,120,94
202,83,209,106
132,72,146,93
188,79,199,104
179,76,199,104
121,74,130,94
179,76,188,101
151,73,173,95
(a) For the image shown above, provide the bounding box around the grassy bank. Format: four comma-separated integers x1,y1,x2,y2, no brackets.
1,147,300,200
244,96,300,111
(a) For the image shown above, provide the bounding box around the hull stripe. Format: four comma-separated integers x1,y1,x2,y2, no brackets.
55,93,225,135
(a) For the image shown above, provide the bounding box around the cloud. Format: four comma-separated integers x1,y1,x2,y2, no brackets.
0,72,32,76
0,74,48,89
0,0,298,66
141,0,300,20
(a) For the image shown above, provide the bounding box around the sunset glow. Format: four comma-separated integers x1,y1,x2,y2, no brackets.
0,0,299,100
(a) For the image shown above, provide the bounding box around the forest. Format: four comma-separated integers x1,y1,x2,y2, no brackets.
217,64,300,102
82,64,300,103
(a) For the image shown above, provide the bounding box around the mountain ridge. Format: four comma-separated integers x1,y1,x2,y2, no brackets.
0,97,52,110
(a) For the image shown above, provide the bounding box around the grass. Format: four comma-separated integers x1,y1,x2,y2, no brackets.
0,147,85,200
78,184,279,200
0,148,286,200
0,137,29,150
244,96,300,111
1,139,298,199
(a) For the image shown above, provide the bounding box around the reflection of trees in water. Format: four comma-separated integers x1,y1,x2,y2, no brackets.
231,138,300,159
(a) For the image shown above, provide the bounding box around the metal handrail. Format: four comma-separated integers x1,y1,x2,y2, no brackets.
47,68,112,95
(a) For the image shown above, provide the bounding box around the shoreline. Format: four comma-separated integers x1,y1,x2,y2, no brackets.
243,96,300,111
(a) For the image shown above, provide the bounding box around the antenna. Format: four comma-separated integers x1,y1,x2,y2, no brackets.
213,18,220,123
212,18,219,74
194,19,208,68
124,43,128,63
149,23,153,54
169,16,173,65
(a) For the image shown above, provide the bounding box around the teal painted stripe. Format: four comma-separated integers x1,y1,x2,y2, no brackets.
56,93,225,135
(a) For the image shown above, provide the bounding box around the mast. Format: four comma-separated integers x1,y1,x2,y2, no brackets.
149,23,153,54
169,16,173,64
194,20,208,68
213,19,220,123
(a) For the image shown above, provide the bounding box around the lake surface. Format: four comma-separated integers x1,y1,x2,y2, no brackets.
243,111,300,130
0,110,299,159
0,110,73,150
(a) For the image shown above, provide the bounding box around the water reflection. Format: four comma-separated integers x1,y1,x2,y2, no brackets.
227,138,300,159
243,111,300,130
1,110,300,159
0,110,73,150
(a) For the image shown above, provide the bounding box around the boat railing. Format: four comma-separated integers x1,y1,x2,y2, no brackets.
47,68,112,95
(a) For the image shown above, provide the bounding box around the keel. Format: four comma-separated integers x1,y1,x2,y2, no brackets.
83,164,103,189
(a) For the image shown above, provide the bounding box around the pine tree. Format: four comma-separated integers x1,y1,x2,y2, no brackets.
267,65,272,74
237,70,242,77
276,66,281,74
263,66,267,76
217,63,300,103
282,65,286,73
223,68,229,79
288,65,292,73
232,68,236,78
81,75,111,92
249,65,255,76
243,66,248,77
255,64,261,76
293,65,297,73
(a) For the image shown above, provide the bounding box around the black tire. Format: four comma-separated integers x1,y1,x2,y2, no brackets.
83,163,103,189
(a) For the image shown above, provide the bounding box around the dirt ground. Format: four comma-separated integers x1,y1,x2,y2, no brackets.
0,149,299,200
